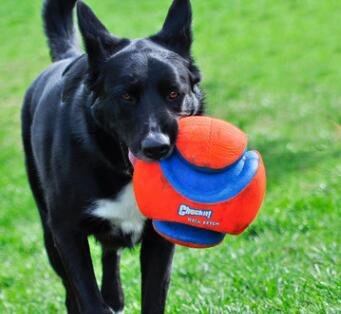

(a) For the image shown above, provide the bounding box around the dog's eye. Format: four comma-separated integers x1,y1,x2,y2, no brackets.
121,93,133,102
167,91,179,101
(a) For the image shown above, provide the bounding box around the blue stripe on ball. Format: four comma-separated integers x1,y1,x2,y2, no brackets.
160,150,259,204
153,220,225,247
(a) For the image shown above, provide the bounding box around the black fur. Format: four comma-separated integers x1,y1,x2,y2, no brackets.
22,1,204,313
42,0,79,61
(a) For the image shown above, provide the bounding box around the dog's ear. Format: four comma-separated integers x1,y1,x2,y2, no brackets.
77,1,121,68
150,0,193,57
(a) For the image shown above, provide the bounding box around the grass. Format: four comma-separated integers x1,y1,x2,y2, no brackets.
0,0,340,313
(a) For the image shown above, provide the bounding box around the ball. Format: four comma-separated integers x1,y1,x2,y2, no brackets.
133,116,266,248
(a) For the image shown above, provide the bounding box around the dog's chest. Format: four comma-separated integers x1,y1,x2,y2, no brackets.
91,183,146,244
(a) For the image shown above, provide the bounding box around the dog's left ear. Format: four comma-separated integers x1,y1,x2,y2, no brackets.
150,0,193,57
77,2,128,91
77,2,123,72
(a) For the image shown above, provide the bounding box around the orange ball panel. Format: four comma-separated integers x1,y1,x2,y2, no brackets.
133,152,266,235
176,117,248,170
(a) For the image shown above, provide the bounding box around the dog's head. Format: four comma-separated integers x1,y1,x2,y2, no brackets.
77,0,204,161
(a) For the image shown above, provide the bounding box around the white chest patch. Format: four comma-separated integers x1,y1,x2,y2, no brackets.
91,183,146,244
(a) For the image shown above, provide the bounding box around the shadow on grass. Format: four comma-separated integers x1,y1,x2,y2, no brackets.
243,137,339,239
250,137,337,190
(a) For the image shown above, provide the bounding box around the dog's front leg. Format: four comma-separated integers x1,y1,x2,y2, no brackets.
101,248,124,313
140,221,175,314
51,226,111,314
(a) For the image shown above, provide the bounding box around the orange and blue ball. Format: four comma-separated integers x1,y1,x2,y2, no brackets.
133,116,266,248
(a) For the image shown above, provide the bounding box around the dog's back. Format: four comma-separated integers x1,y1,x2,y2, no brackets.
22,0,77,176
21,0,79,220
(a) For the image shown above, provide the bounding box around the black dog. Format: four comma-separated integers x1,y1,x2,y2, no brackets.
22,0,204,313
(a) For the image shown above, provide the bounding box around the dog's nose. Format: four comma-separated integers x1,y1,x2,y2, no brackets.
141,133,171,160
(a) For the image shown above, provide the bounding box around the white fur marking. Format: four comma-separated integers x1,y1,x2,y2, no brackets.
148,116,158,131
181,89,200,116
92,183,146,244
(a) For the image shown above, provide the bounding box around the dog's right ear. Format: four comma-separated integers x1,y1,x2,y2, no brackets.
150,0,193,57
77,1,121,69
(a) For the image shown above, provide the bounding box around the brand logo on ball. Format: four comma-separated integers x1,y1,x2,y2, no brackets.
178,204,213,219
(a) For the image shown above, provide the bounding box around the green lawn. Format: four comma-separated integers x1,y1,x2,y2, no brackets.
0,0,340,313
